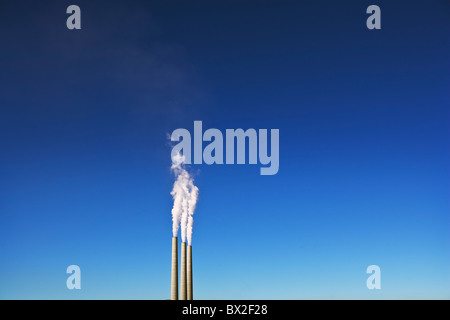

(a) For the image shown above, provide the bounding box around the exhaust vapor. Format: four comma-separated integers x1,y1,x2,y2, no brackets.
170,152,199,244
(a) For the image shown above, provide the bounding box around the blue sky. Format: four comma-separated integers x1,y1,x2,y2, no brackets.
0,0,449,299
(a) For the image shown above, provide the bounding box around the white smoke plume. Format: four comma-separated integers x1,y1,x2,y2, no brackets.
170,152,199,245
186,181,199,246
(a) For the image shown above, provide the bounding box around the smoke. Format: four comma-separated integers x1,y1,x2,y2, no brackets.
170,152,199,245
186,181,199,245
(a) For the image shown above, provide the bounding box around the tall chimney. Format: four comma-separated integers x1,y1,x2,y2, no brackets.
171,237,178,300
180,242,187,300
187,245,193,300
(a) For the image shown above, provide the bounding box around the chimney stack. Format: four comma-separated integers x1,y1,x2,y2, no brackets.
187,245,193,300
171,237,178,300
180,242,187,300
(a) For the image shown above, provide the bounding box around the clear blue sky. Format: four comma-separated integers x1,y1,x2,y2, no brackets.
0,0,449,299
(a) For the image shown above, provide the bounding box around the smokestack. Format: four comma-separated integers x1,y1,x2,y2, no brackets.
187,245,193,300
180,242,187,300
171,237,178,300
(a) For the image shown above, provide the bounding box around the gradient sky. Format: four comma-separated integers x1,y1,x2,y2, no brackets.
0,0,449,299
